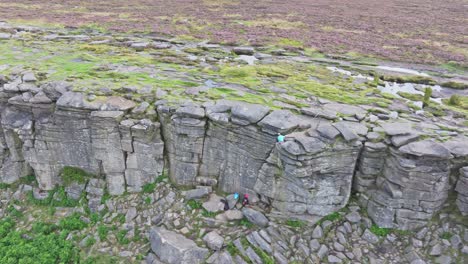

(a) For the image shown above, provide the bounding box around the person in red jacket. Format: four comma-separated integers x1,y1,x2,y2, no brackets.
241,193,250,208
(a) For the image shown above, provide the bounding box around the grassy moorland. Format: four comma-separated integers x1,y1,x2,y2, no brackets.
0,0,466,65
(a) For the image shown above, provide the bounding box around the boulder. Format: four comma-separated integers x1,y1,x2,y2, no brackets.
323,103,366,117
301,107,337,120
184,188,210,200
224,209,244,221
29,91,53,104
333,122,358,141
312,225,323,239
233,47,255,55
242,208,269,227
22,72,37,83
203,194,225,212
380,122,413,136
41,81,73,100
231,102,269,125
176,105,205,119
316,123,340,139
203,231,224,250
0,33,11,39
362,229,379,244
56,92,102,110
225,193,239,209
444,136,468,157
399,140,452,159
149,227,209,264
391,133,419,147
258,110,302,133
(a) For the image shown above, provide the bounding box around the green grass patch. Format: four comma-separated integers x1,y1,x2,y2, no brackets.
370,224,392,237
101,191,111,205
85,237,96,247
441,81,467,90
26,186,81,207
397,91,423,101
155,173,168,183
0,175,37,190
6,205,23,219
252,246,274,264
317,212,343,225
277,38,304,48
381,92,398,100
201,209,218,218
142,182,157,193
58,212,88,231
60,166,91,186
90,212,101,224
423,87,432,107
440,232,453,240
239,218,254,228
97,225,109,241
19,174,37,185
220,66,253,78
393,229,413,236
285,219,306,228
226,242,240,256
445,94,468,110
380,75,436,85
116,230,130,245
115,213,126,224
141,173,168,194
440,61,468,73
187,199,203,210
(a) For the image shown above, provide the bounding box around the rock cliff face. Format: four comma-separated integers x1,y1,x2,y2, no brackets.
1,79,468,230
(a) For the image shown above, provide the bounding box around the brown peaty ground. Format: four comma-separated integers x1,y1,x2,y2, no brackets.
0,0,466,65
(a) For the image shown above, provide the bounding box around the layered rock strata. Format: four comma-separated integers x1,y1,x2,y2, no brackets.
456,167,468,215
356,122,468,230
1,77,468,229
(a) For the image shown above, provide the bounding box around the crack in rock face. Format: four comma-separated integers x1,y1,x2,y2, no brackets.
1,90,467,230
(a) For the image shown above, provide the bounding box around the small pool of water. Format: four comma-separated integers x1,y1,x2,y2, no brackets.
326,66,373,80
375,66,429,77
378,82,444,106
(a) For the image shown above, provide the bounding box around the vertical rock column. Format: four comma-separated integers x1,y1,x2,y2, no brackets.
90,111,126,195
0,106,33,184
201,101,273,193
353,141,387,193
158,105,206,186
365,140,453,230
122,118,165,192
455,167,468,215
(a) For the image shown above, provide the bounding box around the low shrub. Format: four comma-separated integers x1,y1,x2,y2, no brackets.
0,218,82,263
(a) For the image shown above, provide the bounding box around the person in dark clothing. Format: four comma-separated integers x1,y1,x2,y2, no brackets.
221,198,229,211
241,194,249,208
